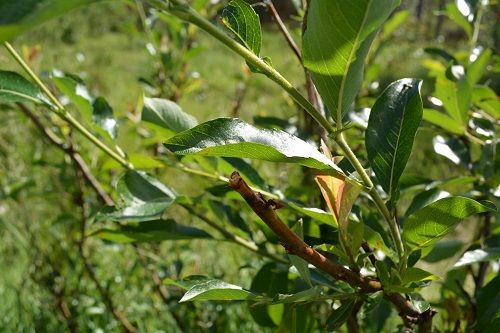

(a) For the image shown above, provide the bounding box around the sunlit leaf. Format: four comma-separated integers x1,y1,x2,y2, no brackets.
92,96,117,140
467,48,491,85
96,170,178,222
455,248,500,267
163,275,211,290
302,0,399,121
473,85,500,119
288,202,337,228
180,279,264,302
434,68,472,127
401,267,440,285
423,108,463,135
164,118,343,173
442,2,472,39
366,79,423,202
408,293,430,313
403,197,495,256
51,70,93,121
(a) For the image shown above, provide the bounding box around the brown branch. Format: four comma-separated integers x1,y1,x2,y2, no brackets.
228,171,425,322
74,167,137,333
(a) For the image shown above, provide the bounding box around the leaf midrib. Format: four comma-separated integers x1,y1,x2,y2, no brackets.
336,1,371,125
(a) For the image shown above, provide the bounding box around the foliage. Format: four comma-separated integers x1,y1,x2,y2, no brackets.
1,0,499,332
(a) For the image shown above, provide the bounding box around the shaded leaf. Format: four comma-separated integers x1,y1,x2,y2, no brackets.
474,275,500,331
422,241,465,263
442,3,472,39
180,279,263,302
455,248,500,267
289,220,313,287
141,96,198,134
271,286,323,304
366,79,423,202
325,299,356,331
0,70,50,106
164,118,343,173
91,219,212,243
0,0,107,43
403,197,495,256
302,0,399,120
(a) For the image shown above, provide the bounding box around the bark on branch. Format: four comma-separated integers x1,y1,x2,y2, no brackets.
228,171,429,328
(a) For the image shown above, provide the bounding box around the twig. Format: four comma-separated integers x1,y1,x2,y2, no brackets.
74,167,137,333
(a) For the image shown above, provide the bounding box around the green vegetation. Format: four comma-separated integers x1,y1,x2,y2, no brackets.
1,0,499,332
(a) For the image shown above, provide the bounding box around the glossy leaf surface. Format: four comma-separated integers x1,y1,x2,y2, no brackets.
164,118,343,173
0,70,49,105
51,70,93,121
180,279,263,302
365,79,423,201
141,97,198,134
455,248,500,267
302,0,399,120
92,97,117,140
403,197,495,256
96,170,177,222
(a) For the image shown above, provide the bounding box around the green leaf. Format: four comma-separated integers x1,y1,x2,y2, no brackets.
467,48,492,85
375,261,389,286
221,0,271,73
101,153,165,170
401,267,440,285
408,293,430,313
434,68,472,127
0,70,50,106
92,97,117,140
442,3,472,40
0,0,108,43
433,135,471,170
403,197,495,256
96,170,178,222
302,0,399,121
473,85,500,119
423,108,463,135
179,279,263,302
221,0,261,56
366,79,423,201
289,220,313,287
249,262,288,327
382,9,409,38
164,118,343,173
474,275,500,331
141,96,198,134
455,248,500,267
163,275,211,290
91,219,212,243
51,70,93,122
402,188,450,223
325,299,356,332
271,286,323,304
287,202,337,228
422,241,465,263
481,141,500,188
